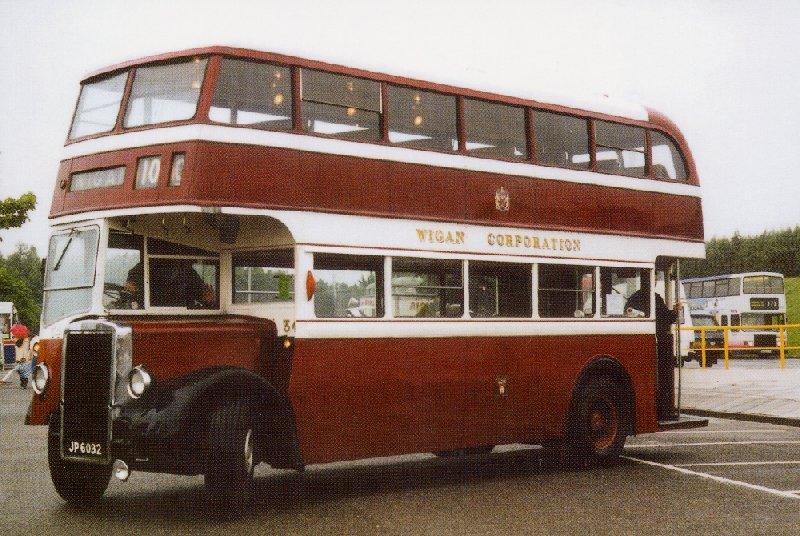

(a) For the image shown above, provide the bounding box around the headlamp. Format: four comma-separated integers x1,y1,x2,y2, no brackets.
127,365,152,399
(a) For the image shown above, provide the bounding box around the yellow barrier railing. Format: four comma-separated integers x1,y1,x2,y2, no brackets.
679,323,800,369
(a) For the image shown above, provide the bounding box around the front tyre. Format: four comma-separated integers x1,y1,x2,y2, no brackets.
564,376,627,467
47,418,111,504
204,399,255,517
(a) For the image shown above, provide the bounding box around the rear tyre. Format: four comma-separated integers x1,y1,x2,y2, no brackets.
204,399,255,518
47,417,111,504
563,376,627,467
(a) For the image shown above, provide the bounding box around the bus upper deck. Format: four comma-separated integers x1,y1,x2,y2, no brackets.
54,46,702,244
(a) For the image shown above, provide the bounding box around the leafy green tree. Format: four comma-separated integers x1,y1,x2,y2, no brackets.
0,192,36,233
682,226,800,278
0,265,39,332
0,193,41,331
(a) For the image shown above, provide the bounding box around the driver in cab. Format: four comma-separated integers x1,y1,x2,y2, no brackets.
114,261,216,309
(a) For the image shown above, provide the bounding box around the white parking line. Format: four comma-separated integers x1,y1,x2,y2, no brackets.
627,440,800,448
675,460,800,467
623,456,800,500
655,429,789,435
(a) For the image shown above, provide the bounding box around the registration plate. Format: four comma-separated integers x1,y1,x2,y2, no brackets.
66,440,103,457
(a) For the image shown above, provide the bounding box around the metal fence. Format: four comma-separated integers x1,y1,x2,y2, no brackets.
679,324,800,369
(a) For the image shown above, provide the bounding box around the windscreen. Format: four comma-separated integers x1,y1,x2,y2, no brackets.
742,275,784,295
690,315,716,327
741,313,785,326
69,72,128,139
124,58,208,127
42,228,99,326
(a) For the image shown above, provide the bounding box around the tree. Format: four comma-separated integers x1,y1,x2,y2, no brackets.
0,265,39,332
0,192,37,235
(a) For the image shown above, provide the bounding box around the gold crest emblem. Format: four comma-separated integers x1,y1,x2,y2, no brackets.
495,186,510,212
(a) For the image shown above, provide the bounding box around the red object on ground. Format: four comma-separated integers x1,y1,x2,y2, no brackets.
10,324,29,339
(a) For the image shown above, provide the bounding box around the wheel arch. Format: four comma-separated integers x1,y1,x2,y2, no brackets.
567,355,636,436
126,367,304,471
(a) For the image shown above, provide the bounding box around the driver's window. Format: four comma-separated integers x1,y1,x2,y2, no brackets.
103,232,144,310
148,238,219,309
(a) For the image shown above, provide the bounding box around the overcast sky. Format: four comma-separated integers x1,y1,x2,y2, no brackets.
1,0,798,255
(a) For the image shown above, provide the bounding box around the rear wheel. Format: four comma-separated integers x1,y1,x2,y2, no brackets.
47,417,111,504
563,376,627,467
204,399,256,518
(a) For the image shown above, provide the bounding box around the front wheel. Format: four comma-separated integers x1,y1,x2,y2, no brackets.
204,399,256,517
47,418,111,504
563,376,627,467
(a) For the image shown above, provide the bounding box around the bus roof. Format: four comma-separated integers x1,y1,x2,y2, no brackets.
82,45,651,124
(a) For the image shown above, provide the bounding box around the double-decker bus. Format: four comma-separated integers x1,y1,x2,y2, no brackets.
682,272,786,356
28,46,706,514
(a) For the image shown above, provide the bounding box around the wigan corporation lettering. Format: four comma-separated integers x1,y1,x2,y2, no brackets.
487,233,581,252
416,228,466,245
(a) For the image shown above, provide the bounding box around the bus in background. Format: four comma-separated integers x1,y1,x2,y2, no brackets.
682,272,786,357
678,297,723,366
28,46,706,514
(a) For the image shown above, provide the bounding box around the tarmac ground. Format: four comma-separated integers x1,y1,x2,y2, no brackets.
680,358,800,423
3,379,800,535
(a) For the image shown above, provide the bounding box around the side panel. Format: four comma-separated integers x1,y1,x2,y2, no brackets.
289,333,657,465
52,142,703,243
127,318,274,384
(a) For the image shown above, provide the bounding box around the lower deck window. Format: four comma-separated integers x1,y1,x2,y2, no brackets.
601,267,650,317
469,261,531,318
103,232,144,309
314,253,383,318
149,258,219,309
233,249,294,304
538,264,595,318
392,258,463,318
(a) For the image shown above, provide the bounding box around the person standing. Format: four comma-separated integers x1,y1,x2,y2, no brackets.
1,324,31,388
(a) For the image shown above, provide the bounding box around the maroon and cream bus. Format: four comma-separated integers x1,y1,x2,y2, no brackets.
28,46,706,513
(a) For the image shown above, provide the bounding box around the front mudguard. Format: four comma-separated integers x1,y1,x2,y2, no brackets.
115,367,303,475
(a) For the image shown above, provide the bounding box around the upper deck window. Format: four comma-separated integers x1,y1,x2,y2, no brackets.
742,275,784,295
69,71,128,139
651,131,687,180
595,121,646,177
464,99,527,160
210,58,292,130
124,58,208,128
533,111,590,169
388,86,458,152
301,69,381,141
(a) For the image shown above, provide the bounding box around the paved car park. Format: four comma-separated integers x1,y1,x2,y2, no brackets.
3,385,800,535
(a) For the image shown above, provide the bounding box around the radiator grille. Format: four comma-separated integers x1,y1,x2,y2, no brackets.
60,331,114,463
